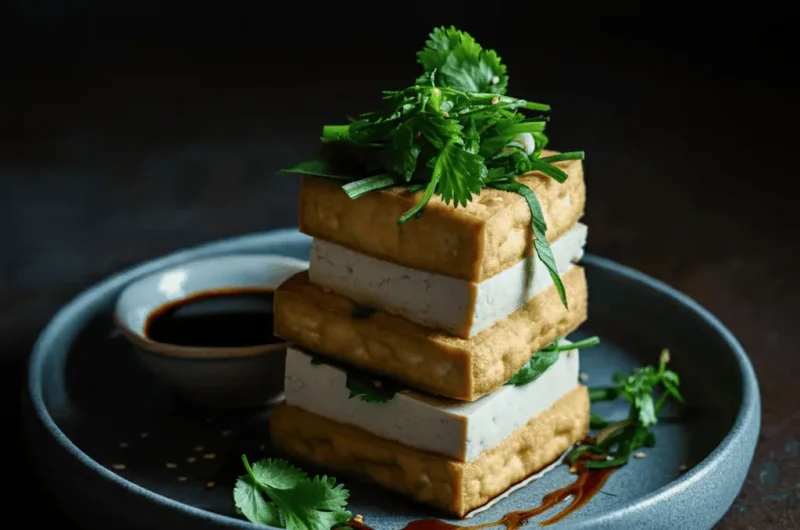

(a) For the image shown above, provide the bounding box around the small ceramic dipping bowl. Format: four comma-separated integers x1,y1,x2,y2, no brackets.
114,254,307,409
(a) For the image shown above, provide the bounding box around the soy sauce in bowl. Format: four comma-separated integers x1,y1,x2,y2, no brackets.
145,288,280,348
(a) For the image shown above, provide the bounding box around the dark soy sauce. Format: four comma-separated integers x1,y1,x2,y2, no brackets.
145,288,280,348
349,441,617,530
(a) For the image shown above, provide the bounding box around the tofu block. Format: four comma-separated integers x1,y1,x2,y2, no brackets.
309,223,587,338
298,151,585,282
273,266,587,401
284,344,580,462
271,385,589,518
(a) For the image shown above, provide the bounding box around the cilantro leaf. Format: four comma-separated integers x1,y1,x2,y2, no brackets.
416,26,508,95
279,27,588,310
506,337,600,387
234,476,282,527
345,373,398,404
431,140,486,208
236,456,352,530
505,349,560,386
250,458,309,489
571,349,684,470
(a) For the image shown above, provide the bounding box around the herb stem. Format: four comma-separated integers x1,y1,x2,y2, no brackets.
399,172,440,224
589,387,619,403
528,157,569,183
539,151,586,163
545,336,600,352
322,125,351,141
342,174,398,199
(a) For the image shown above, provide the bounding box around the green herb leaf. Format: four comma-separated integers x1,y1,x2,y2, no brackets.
505,349,560,386
415,26,508,95
342,174,398,199
589,412,610,429
236,456,351,530
345,374,398,404
279,159,351,180
574,350,684,470
541,336,600,353
490,180,567,307
434,140,486,207
280,27,586,310
506,337,599,387
234,476,282,527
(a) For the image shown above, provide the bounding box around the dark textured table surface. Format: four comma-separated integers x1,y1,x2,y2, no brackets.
3,17,799,529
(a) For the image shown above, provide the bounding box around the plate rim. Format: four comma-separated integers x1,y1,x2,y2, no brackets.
25,228,761,529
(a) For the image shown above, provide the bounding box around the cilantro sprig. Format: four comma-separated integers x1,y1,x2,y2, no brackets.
345,372,400,404
234,456,351,530
505,337,600,386
281,26,584,308
569,349,684,469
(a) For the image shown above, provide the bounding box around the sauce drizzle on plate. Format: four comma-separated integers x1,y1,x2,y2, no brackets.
351,445,616,530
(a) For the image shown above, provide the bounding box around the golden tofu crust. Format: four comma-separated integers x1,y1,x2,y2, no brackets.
273,267,588,401
298,151,585,282
271,385,589,518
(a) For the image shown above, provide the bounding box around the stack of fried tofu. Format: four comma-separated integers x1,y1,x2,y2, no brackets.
271,153,591,517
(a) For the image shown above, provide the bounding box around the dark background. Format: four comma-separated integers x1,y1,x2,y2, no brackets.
3,5,799,528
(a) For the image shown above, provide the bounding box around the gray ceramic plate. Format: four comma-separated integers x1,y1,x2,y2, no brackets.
23,229,760,530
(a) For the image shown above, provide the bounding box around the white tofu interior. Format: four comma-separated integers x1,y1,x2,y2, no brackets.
283,344,580,462
308,223,587,337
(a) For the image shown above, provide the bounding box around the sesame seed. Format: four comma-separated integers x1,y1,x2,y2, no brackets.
491,76,499,85
491,97,499,104
139,432,149,439
634,452,646,459
111,464,126,471
372,380,382,388
177,476,188,482
203,453,216,460
166,462,177,469
568,465,578,474
186,456,196,463
354,515,364,523
206,481,216,489
679,464,688,472
194,446,204,452
579,372,589,382
118,442,129,448
442,111,449,118
221,430,232,437
433,88,441,97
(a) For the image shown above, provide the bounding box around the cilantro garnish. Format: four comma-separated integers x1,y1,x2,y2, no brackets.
569,349,684,469
280,26,584,308
345,372,400,404
505,337,600,386
234,456,351,530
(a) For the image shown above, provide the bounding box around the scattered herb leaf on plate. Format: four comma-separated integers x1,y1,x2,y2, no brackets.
234,456,351,530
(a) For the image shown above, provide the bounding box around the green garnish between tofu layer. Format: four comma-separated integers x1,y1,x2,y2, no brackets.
281,26,584,308
344,337,600,404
